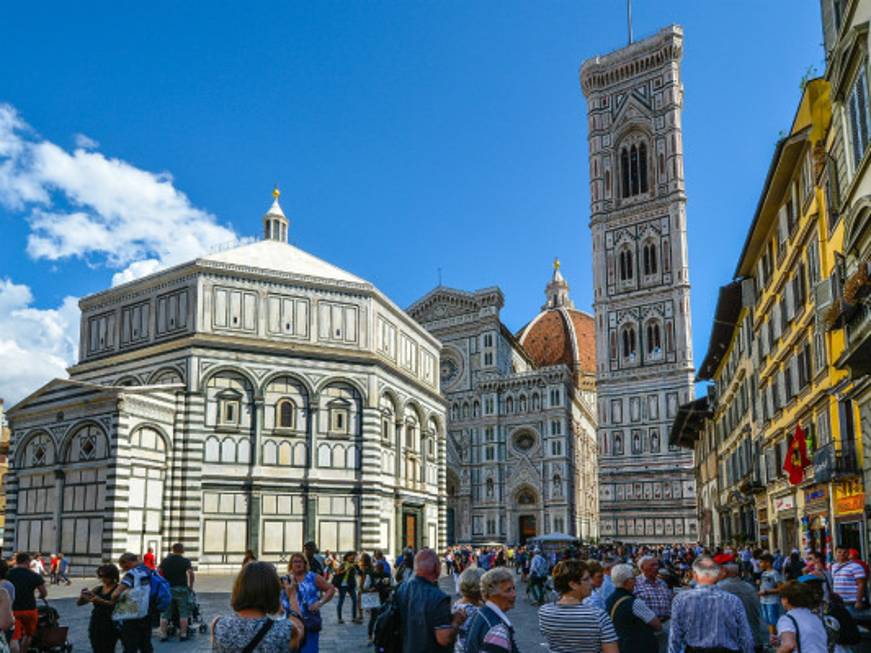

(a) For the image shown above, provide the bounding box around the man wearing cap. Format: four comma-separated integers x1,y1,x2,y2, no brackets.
634,556,673,621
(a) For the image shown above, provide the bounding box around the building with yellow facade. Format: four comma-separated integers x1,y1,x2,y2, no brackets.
818,0,871,556
735,76,865,556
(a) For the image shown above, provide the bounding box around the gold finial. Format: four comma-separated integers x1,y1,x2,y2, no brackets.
272,185,280,200
554,257,561,271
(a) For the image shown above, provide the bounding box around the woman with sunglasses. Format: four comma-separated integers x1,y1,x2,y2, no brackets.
77,564,120,653
538,560,620,653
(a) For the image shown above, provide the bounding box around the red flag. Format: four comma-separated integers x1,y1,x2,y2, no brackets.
783,423,811,485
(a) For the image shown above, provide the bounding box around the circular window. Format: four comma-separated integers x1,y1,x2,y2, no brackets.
514,432,535,452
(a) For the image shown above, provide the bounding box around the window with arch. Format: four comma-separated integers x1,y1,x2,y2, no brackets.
531,393,541,411
519,395,527,412
275,399,296,429
68,424,107,463
650,430,660,453
485,478,494,498
505,396,514,414
23,433,54,468
451,404,459,420
665,322,675,353
642,241,658,276
622,326,637,360
473,401,480,418
646,322,662,356
462,403,470,419
619,247,634,281
620,140,649,197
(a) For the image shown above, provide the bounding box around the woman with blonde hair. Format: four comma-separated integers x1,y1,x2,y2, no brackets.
282,553,335,653
452,567,484,653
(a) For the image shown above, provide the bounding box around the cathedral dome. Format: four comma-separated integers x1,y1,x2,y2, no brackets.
517,259,596,377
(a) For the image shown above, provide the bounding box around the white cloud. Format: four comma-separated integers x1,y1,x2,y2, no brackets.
73,133,99,150
0,278,79,407
0,103,244,404
0,103,238,285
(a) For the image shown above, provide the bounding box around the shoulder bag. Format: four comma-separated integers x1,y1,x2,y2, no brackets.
241,619,275,653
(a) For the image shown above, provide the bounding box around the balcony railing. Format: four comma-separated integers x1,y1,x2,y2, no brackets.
813,441,861,482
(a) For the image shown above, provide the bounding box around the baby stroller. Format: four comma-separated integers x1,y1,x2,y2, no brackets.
165,590,209,637
30,599,73,652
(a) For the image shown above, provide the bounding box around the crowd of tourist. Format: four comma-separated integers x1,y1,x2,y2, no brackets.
1,540,870,652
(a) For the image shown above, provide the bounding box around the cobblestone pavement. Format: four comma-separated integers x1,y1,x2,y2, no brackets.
47,572,552,652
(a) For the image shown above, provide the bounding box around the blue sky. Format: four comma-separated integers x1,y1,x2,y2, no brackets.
0,1,824,403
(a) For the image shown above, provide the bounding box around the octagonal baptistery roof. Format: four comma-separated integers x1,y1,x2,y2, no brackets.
70,190,442,400
516,261,596,381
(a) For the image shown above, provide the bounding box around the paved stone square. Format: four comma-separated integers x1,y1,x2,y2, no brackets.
47,572,551,652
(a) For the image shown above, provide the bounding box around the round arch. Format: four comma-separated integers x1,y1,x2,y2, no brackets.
198,365,258,394
115,375,142,387
378,388,402,414
401,398,426,426
313,376,368,402
128,422,173,453
259,371,316,399
14,429,57,469
58,420,110,462
148,366,185,386
844,194,871,254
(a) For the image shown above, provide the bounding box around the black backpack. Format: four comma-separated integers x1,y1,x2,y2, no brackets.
372,592,402,653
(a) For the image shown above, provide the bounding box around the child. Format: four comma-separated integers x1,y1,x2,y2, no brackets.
758,552,783,635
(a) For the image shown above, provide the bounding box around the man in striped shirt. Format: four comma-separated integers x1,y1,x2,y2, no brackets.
832,546,866,615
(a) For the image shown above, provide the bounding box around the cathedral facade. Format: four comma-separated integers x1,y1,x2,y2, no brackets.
580,26,698,542
5,193,446,571
409,265,598,545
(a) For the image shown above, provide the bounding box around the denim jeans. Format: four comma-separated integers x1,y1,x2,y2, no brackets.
337,586,357,621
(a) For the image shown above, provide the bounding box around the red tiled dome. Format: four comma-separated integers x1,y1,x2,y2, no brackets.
518,308,596,376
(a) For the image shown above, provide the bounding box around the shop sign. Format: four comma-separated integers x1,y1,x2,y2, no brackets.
813,446,834,483
835,493,864,515
804,485,829,508
834,480,865,515
775,495,795,512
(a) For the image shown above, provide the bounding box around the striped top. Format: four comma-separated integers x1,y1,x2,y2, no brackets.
538,602,618,653
831,561,866,602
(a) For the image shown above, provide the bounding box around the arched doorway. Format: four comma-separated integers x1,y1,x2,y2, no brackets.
515,486,538,544
518,516,536,544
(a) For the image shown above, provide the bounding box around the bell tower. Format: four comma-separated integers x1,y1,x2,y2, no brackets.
580,25,697,543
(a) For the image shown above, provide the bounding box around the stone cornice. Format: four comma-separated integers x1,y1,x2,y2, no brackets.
580,25,683,96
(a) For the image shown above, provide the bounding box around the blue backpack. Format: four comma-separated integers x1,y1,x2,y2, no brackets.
148,570,172,613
